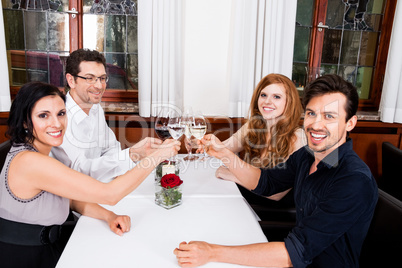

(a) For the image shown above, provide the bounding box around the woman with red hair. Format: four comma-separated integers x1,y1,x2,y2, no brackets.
217,73,305,214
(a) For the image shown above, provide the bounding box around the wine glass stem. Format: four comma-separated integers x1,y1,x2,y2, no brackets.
202,144,207,158
173,138,180,162
186,140,192,158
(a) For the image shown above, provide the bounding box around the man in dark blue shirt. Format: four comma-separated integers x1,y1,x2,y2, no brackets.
174,74,378,267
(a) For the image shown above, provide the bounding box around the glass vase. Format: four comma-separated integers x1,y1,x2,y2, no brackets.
155,184,182,209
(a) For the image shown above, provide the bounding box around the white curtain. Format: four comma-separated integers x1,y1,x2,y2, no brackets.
0,2,12,112
228,0,297,117
138,0,183,117
379,0,402,123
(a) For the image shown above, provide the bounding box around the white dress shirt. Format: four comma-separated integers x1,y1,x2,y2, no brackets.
50,92,134,182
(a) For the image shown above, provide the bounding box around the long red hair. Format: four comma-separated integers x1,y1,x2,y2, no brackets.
243,73,302,168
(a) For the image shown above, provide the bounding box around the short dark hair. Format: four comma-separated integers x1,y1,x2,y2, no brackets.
302,74,359,121
6,82,66,145
65,49,107,89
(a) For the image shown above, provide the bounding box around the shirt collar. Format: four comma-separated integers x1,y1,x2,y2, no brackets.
305,138,353,169
65,92,99,124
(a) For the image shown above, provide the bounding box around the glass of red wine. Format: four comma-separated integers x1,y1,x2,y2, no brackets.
155,107,171,141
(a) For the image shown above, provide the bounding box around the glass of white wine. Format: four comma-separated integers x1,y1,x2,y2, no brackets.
167,109,185,161
182,107,197,161
190,112,208,161
167,110,184,140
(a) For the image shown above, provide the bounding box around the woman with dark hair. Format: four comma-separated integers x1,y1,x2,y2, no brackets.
217,73,305,203
0,82,180,267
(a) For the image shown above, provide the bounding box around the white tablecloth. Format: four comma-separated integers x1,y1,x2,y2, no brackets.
56,156,268,268
129,156,242,198
57,197,267,268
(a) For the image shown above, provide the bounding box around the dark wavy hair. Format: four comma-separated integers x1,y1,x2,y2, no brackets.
6,82,66,145
65,48,106,90
302,74,359,122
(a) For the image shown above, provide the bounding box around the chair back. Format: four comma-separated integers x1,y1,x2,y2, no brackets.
360,189,402,267
0,140,11,172
381,142,402,201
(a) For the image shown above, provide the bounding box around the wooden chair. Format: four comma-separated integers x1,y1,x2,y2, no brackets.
381,142,402,201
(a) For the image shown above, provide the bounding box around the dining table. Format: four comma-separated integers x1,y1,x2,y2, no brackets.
56,155,269,268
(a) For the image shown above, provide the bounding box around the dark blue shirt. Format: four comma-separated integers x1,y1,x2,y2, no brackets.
253,139,378,268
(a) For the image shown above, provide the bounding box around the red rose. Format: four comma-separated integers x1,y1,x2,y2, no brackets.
160,174,183,189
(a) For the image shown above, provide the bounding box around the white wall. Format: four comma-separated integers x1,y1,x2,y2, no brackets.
182,0,232,116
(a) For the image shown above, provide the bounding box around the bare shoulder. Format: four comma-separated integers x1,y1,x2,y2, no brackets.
12,150,68,174
232,122,250,141
8,150,69,195
292,128,307,153
223,122,249,153
15,150,55,163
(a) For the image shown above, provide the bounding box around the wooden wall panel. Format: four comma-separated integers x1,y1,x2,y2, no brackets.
350,133,400,180
0,125,8,143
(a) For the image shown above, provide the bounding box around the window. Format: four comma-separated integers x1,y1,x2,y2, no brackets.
292,0,396,110
2,0,138,102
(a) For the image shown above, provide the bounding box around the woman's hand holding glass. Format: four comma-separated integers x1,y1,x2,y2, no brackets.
200,134,228,159
190,112,208,160
139,139,180,167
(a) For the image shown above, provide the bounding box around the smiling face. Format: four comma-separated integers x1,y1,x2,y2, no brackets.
66,61,106,113
31,95,67,154
257,83,287,121
303,93,357,158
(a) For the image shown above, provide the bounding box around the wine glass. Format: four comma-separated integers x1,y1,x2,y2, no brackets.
167,110,185,141
155,107,171,141
182,107,197,161
190,112,208,161
167,109,185,162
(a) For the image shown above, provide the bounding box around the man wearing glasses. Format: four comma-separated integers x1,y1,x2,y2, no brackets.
51,49,162,182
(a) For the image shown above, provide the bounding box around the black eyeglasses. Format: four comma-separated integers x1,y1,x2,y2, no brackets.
73,75,109,84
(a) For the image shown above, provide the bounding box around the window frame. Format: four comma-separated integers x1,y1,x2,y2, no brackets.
306,0,396,111
5,0,138,103
69,0,138,102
